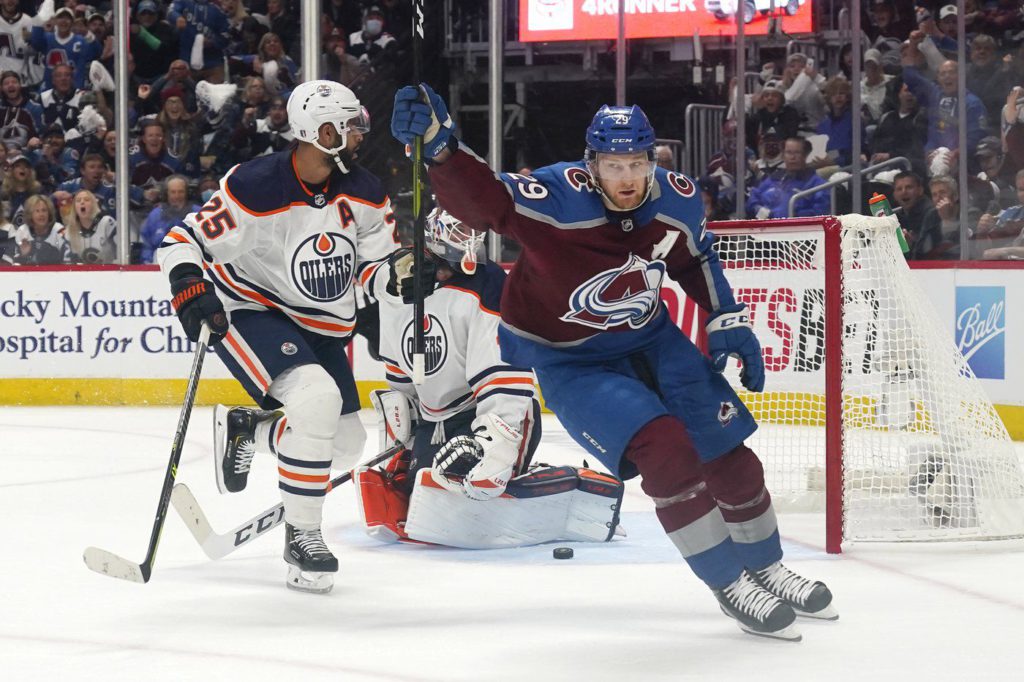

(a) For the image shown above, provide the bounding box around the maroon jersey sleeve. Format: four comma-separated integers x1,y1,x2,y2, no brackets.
428,145,520,238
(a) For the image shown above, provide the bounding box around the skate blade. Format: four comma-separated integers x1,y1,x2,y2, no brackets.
286,566,334,594
213,404,229,495
739,622,803,642
796,603,839,621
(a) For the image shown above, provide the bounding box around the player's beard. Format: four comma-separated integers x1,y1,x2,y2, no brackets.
328,147,357,173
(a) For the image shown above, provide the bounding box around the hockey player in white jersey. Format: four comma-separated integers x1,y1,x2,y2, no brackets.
354,208,625,548
157,80,397,594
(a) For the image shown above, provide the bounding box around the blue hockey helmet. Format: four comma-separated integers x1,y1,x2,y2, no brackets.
584,105,657,211
584,105,657,156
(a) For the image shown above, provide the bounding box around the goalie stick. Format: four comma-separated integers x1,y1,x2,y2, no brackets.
83,323,212,583
171,445,403,560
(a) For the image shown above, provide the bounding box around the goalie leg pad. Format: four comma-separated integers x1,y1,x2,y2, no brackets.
403,466,624,548
370,389,418,452
354,460,411,542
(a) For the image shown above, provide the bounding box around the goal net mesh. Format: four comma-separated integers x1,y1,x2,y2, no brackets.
711,214,1024,542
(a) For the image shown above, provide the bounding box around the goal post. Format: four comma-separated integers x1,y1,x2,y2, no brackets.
706,215,1024,553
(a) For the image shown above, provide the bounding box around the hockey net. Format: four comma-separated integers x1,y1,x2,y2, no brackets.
707,215,1024,552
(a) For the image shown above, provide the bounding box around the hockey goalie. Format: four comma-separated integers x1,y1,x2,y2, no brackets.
356,208,624,548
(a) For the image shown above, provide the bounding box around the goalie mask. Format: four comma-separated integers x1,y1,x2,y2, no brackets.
426,208,486,275
287,80,370,173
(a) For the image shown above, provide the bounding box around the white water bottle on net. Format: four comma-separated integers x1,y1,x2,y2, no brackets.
706,214,1024,552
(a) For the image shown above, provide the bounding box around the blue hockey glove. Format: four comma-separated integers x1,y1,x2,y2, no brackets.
706,304,765,393
391,83,454,158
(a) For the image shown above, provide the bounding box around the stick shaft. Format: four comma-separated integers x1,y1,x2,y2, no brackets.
141,323,211,575
411,0,426,384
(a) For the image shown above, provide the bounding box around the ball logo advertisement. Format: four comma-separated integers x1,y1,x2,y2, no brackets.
519,0,813,41
955,286,1005,380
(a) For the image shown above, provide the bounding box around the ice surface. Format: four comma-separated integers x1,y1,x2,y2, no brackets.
3,407,1023,681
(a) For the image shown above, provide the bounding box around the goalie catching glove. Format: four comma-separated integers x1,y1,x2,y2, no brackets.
433,414,521,501
705,304,765,392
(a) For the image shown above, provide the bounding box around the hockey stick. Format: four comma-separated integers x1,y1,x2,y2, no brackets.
410,0,426,385
171,445,403,560
83,323,212,583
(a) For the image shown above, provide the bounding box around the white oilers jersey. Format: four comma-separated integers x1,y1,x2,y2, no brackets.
366,259,537,436
157,149,397,337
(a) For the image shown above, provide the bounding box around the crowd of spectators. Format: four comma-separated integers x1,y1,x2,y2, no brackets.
697,0,1024,260
0,0,411,266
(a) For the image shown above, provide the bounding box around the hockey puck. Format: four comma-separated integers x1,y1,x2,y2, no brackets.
553,547,574,560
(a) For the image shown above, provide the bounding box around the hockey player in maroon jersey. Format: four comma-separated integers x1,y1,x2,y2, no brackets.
391,85,836,640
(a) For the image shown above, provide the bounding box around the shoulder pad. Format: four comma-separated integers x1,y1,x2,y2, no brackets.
501,162,605,228
224,154,289,215
650,168,704,229
335,165,387,207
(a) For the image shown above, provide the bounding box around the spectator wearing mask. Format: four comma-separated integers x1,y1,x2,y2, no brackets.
348,5,396,70
0,70,42,145
129,120,182,192
902,43,989,176
861,49,893,126
130,0,178,83
748,137,829,219
139,174,199,264
40,64,83,134
2,153,41,226
168,0,230,83
14,193,70,264
747,80,800,149
891,171,934,257
63,189,117,264
980,170,1024,260
870,83,928,176
28,7,100,90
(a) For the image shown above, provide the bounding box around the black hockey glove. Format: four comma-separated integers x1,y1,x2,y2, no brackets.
386,248,437,304
169,264,229,345
355,301,382,361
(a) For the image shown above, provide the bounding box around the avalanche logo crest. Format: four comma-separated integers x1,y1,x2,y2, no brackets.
561,254,665,330
290,232,356,302
402,314,449,376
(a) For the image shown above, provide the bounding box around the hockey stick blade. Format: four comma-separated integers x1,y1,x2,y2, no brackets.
172,483,283,560
172,446,403,560
83,546,149,583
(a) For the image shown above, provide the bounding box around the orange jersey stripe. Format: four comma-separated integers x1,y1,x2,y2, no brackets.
278,468,330,484
224,332,269,391
473,376,534,398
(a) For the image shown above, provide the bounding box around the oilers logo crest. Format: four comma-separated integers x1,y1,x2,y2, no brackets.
561,254,666,330
402,314,448,375
290,232,355,302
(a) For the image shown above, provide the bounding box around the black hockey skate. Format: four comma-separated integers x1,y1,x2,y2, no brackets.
284,524,338,594
213,405,278,494
753,561,838,620
714,570,801,641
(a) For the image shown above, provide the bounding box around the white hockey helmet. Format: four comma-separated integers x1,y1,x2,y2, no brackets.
426,207,486,275
287,80,370,172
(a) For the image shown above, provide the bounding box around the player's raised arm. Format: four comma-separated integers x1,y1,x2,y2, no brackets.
391,83,520,236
